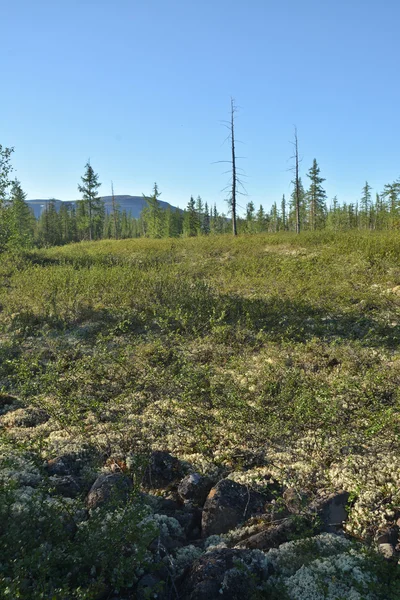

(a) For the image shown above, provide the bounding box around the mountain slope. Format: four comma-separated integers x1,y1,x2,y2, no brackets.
26,195,180,219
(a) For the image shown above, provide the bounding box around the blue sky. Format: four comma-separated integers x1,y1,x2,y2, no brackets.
2,0,400,213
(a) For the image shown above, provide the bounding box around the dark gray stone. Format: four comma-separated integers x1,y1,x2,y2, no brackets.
178,473,213,507
312,491,351,532
136,574,167,600
178,548,272,600
143,451,185,489
235,519,296,550
201,479,266,537
86,473,133,509
49,475,82,498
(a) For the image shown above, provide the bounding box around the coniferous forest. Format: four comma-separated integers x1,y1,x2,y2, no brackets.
2,144,400,251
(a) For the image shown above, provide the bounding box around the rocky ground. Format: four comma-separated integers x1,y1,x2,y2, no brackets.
1,407,399,600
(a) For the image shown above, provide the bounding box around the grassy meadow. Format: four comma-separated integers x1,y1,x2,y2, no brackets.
1,230,400,597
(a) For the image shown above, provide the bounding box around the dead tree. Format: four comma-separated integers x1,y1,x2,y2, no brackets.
291,127,301,234
215,98,247,236
230,98,238,236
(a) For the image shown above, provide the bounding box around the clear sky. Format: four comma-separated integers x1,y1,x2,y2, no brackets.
2,0,400,213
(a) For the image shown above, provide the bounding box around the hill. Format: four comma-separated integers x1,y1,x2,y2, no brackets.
26,195,180,218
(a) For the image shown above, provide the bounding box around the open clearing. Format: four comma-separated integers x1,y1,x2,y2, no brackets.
1,231,399,598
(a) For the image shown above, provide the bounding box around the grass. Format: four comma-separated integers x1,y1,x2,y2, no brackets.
0,231,399,595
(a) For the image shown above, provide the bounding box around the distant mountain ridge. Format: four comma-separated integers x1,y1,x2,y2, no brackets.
26,195,180,219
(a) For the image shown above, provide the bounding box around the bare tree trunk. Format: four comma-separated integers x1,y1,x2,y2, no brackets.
294,127,301,234
231,98,238,236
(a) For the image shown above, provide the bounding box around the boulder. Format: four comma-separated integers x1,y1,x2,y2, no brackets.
175,507,202,540
86,473,133,510
46,452,93,477
49,475,82,498
143,451,185,489
178,548,272,600
312,491,351,532
235,518,297,550
178,473,213,507
136,573,167,600
143,493,202,541
201,479,265,537
45,449,101,490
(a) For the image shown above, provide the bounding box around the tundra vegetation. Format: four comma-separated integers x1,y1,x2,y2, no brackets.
0,231,400,598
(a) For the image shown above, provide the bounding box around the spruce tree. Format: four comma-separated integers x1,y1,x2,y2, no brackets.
306,159,327,230
382,181,400,228
59,202,71,244
196,195,204,235
269,202,279,232
77,161,103,241
203,202,211,235
360,181,372,229
143,182,164,238
327,196,340,231
245,201,255,233
256,205,266,233
375,192,387,230
281,195,287,231
183,196,199,237
37,200,61,247
289,178,306,231
8,180,35,249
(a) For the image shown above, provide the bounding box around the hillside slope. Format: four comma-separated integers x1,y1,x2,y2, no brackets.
26,195,180,218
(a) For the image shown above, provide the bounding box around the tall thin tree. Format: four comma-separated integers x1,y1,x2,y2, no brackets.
230,98,238,236
290,127,301,234
77,161,102,241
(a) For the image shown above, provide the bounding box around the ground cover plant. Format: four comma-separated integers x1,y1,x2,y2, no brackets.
0,230,399,598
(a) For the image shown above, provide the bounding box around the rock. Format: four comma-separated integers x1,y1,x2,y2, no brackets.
143,451,185,489
45,449,101,484
143,493,202,541
175,507,202,540
46,456,76,476
201,479,265,537
178,473,213,507
152,496,182,514
86,473,133,509
49,475,82,498
178,548,272,600
235,518,297,550
312,491,351,532
136,574,167,600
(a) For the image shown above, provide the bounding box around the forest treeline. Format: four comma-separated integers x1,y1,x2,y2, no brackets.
1,145,400,250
